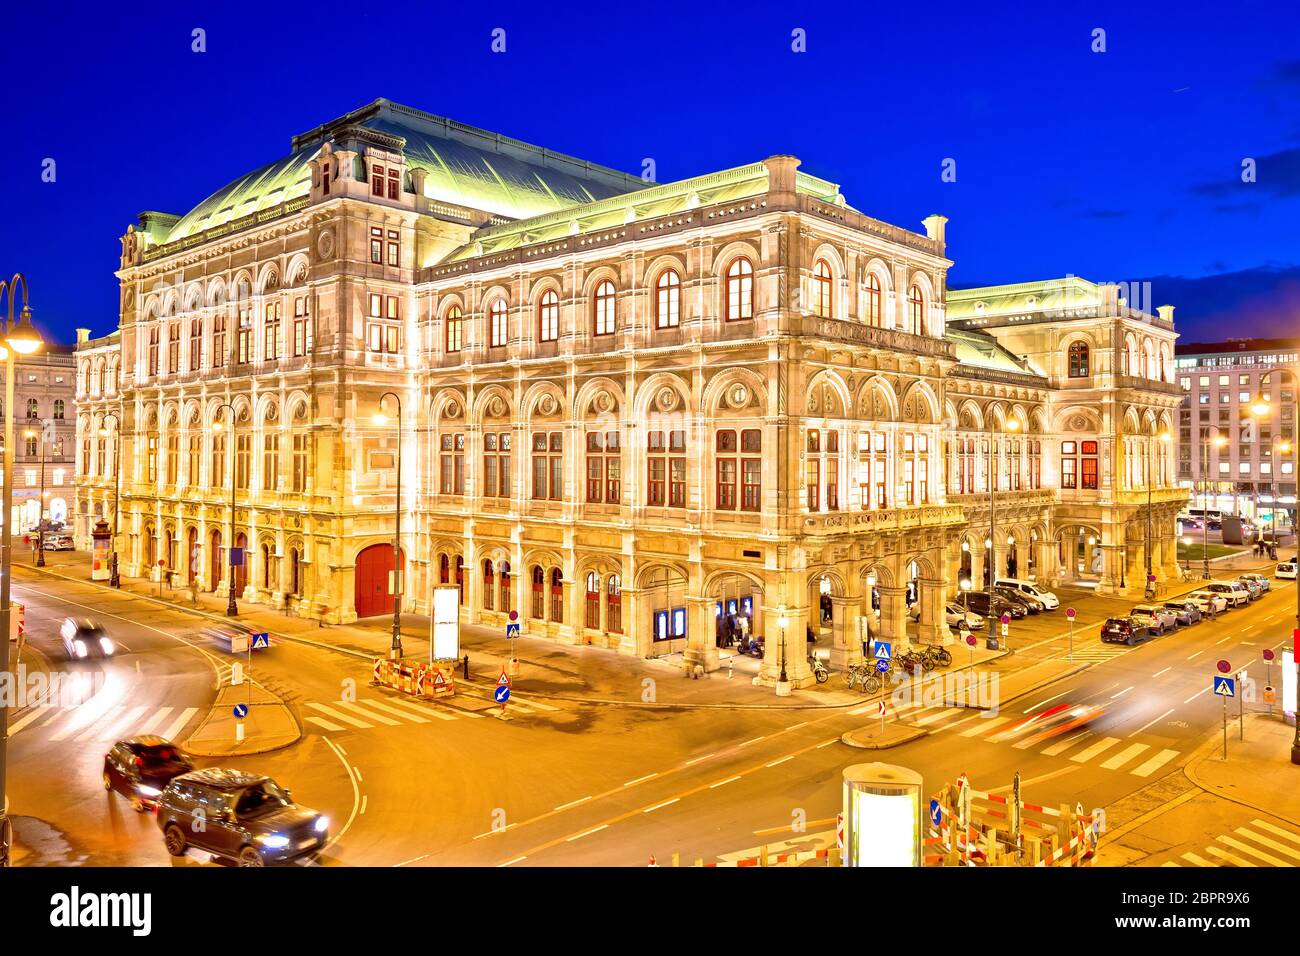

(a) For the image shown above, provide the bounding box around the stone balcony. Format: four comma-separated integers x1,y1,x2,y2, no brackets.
802,503,966,536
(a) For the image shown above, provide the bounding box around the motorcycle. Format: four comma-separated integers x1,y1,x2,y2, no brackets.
740,637,764,659
808,653,829,684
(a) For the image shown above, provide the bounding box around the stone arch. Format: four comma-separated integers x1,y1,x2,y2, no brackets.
284,254,311,288
255,262,281,296
520,381,567,422
1051,405,1102,434
431,386,470,427
710,240,763,281
643,252,689,292
899,380,940,424
805,368,851,419
957,398,984,430
701,367,768,418
632,371,693,422
183,284,204,314
857,374,900,421
206,276,228,308
574,376,627,422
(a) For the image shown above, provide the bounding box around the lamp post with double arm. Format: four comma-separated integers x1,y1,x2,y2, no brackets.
99,412,123,587
985,414,1020,649
373,392,404,659
0,273,45,867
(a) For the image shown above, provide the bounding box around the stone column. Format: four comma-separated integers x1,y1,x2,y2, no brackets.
618,583,640,657
877,585,907,648
759,602,813,687
829,595,856,664
916,577,948,645
684,594,719,673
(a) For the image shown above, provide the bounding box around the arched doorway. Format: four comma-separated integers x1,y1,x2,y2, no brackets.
642,566,688,657
187,527,199,585
233,532,248,595
355,543,403,618
209,529,222,591
711,572,763,650
143,524,156,573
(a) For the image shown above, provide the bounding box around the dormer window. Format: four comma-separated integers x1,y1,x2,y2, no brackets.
371,162,401,200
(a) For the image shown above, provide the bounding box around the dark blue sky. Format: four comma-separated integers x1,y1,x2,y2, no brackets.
5,0,1299,345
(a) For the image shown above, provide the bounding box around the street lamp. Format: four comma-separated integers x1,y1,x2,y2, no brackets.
776,604,789,685
1145,431,1172,598
1181,535,1191,573
373,392,404,659
0,272,43,868
1249,377,1300,764
98,413,124,587
214,402,239,616
1200,427,1228,580
986,415,1020,649
23,428,46,568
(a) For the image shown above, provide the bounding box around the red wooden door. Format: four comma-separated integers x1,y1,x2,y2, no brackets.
355,544,403,618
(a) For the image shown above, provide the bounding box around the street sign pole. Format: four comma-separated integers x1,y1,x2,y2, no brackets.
1222,692,1228,761
1065,607,1076,661
1238,670,1245,740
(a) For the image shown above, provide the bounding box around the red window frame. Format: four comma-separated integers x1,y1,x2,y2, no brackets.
655,271,680,328
726,258,754,321
593,281,616,336
539,290,559,343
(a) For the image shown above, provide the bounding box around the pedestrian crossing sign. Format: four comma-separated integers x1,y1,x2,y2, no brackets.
874,641,892,660
506,622,521,638
252,632,270,649
1213,676,1235,698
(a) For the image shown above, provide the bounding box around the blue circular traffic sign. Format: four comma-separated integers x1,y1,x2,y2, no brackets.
232,703,249,719
875,659,890,673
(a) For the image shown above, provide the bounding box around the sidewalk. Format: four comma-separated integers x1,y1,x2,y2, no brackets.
185,682,301,757
1185,712,1300,827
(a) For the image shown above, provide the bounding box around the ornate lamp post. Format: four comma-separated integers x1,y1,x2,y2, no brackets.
985,415,1020,648
373,393,404,659
98,412,123,587
0,272,44,868
214,402,239,616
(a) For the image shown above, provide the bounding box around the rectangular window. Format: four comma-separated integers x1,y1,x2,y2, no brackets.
237,303,252,364
165,435,178,485
263,433,279,492
188,435,201,488
293,297,310,357
366,294,401,354
235,434,251,490
211,434,226,487
439,434,465,495
532,432,562,500
1062,458,1077,489
292,433,308,492
370,227,383,264
387,230,400,267
264,302,281,361
167,325,179,373
371,164,385,196
189,319,202,370
211,316,226,368
147,327,160,376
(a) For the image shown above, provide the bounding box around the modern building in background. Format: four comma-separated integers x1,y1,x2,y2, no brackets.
3,345,76,535
1175,337,1298,529
73,98,1184,683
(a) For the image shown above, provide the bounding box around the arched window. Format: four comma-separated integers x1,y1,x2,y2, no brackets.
455,555,464,604
531,565,545,619
549,568,564,623
593,280,616,336
488,299,508,348
261,542,272,589
607,574,622,633
26,398,37,419
499,560,512,613
538,290,559,343
655,270,680,329
483,559,496,610
445,305,464,353
812,260,833,318
189,317,203,370
1068,341,1090,378
726,258,754,321
53,399,65,420
289,547,301,596
865,273,882,326
907,284,925,335
585,571,600,629
439,553,450,584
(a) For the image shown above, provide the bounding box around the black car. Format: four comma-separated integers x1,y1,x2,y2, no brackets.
1101,616,1150,646
964,590,1028,620
994,586,1044,614
156,769,328,867
103,736,194,811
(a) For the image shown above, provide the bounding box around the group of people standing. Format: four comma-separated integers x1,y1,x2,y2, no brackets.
715,609,753,649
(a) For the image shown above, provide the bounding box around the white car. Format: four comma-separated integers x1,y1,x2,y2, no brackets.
1205,581,1250,607
1276,561,1298,581
995,578,1060,610
1188,589,1229,614
61,617,115,659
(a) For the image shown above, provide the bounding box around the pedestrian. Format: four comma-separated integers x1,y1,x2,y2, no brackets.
723,613,735,648
807,623,816,645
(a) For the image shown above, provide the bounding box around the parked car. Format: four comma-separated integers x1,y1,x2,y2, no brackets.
1234,577,1264,601
61,617,115,659
1239,573,1271,594
995,578,1060,610
1162,599,1202,626
994,586,1044,614
103,737,194,811
1130,604,1178,635
156,769,328,867
42,533,74,551
945,602,986,630
1277,561,1298,581
1101,616,1150,645
1205,581,1250,607
1188,589,1229,615
964,590,1027,620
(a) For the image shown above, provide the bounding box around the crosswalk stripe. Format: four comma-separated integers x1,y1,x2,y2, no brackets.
935,712,984,733
78,705,150,742
8,708,60,737
914,708,960,727
335,701,402,726
1071,737,1121,763
1100,742,1150,770
1130,748,1179,778
304,702,375,729
137,706,173,735
161,707,200,741
1161,861,1181,867
304,715,347,732
1250,819,1300,846
1206,845,1256,867
1218,835,1288,866
1040,732,1090,757
960,716,1012,737
50,708,119,742
1234,828,1300,862
1181,852,1214,867
375,697,459,722
510,695,559,713
438,700,486,718
352,698,432,723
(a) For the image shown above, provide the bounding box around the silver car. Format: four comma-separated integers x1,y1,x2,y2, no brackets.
1162,600,1201,626
1131,604,1179,635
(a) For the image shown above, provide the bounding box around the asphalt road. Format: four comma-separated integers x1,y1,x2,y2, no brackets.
7,563,1298,867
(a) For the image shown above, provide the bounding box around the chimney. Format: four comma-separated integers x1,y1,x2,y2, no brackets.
922,214,948,248
1157,304,1175,324
762,155,801,204
76,328,90,345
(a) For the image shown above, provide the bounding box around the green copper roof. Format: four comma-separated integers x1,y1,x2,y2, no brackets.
443,163,844,262
946,276,1101,319
945,326,1044,377
159,99,647,245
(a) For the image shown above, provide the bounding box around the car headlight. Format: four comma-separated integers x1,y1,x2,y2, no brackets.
137,784,161,797
99,637,115,655
256,834,291,848
74,640,87,658
314,816,329,833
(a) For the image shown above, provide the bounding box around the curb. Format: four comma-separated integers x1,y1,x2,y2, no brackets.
840,724,928,750
1182,713,1300,830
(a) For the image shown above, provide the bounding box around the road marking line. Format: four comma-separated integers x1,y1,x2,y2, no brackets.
1130,748,1179,777
1215,637,1232,646
816,738,839,748
710,776,742,789
1110,686,1134,700
936,712,985,733
1218,834,1287,866
78,704,150,742
1235,828,1300,862
1182,851,1214,867
393,854,429,867
360,795,368,814
353,766,363,782
1184,686,1211,703
1161,861,1181,867
136,706,172,735
473,824,515,840
498,856,527,867
643,798,680,813
623,773,658,787
321,736,360,853
1186,651,1203,660
305,702,374,729
765,755,795,768
380,697,459,721
1152,667,1171,677
161,707,200,742
7,707,58,736
566,825,608,842
683,753,715,766
1132,708,1176,736
1040,731,1090,757
554,796,593,811
848,705,872,716
336,701,401,726
1025,690,1071,713
960,716,1012,737
738,736,765,747
1250,819,1300,846
785,721,809,732
509,695,559,712
914,708,961,727
304,715,346,732
354,698,432,723
1071,736,1121,763
1205,845,1255,867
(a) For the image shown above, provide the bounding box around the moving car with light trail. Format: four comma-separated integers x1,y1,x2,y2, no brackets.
61,618,115,659
103,737,194,811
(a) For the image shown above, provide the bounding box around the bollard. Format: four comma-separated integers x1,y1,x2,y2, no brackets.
462,654,470,680
760,845,769,867
671,851,680,868
728,659,734,679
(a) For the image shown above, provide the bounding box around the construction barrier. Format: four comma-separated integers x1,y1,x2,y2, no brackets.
700,847,839,868
372,657,456,699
